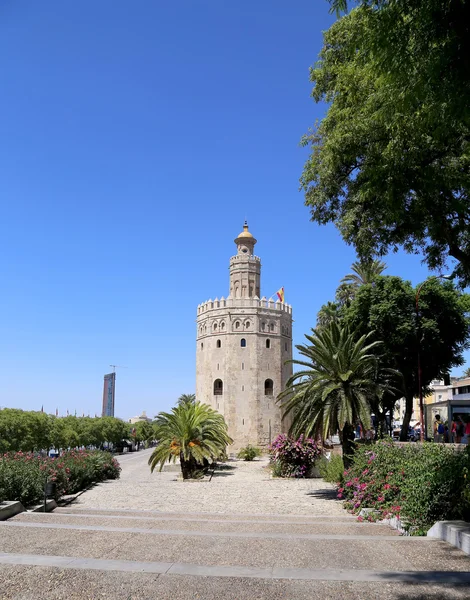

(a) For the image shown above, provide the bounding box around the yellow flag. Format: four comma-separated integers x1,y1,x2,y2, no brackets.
276,287,285,302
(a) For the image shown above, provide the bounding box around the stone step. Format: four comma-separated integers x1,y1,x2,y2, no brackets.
10,511,395,536
53,505,355,522
0,552,469,586
0,521,453,575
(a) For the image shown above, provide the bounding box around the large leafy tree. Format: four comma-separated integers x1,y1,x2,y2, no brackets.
303,1,470,285
279,322,395,466
342,276,470,438
149,402,232,479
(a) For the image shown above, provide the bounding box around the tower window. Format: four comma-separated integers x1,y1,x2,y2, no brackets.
266,339,271,349
241,338,246,347
213,379,223,395
270,323,275,332
235,321,240,329
213,323,217,331
216,339,221,348
242,362,244,370
261,322,266,331
285,342,288,351
265,379,274,396
201,343,203,350
245,321,250,329
221,322,225,330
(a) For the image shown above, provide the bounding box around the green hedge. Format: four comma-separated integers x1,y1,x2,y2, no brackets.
0,450,121,506
340,440,470,534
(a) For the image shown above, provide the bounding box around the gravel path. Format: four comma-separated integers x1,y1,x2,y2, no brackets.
74,449,345,516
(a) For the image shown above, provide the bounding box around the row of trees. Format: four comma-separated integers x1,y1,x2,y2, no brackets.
280,260,470,462
0,409,155,453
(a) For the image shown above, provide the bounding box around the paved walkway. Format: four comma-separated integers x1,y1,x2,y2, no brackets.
0,449,469,599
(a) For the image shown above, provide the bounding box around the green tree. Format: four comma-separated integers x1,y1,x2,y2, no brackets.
133,421,154,448
279,322,395,466
149,402,232,479
342,276,470,439
176,393,196,407
303,1,470,285
463,367,470,378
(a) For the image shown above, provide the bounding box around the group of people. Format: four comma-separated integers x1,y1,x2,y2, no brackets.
434,414,470,444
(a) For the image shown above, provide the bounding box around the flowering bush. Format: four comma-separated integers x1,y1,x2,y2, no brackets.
340,440,470,534
0,450,121,506
269,434,322,478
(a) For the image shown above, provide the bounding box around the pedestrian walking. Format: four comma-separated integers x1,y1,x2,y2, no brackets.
434,415,444,443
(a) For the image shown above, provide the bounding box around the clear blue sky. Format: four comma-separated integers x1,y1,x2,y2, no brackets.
0,1,466,419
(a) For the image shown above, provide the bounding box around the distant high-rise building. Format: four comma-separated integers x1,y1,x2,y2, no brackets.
102,372,116,417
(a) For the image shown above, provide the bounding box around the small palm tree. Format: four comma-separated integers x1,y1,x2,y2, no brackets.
279,322,395,467
149,402,232,479
177,393,196,407
341,259,387,289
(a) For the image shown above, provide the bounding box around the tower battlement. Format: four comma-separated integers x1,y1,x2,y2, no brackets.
197,297,292,315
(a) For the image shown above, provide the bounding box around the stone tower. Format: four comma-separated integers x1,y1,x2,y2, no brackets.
196,222,293,452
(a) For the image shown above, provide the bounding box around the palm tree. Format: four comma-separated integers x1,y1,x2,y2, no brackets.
148,402,232,479
316,301,339,328
279,322,395,467
341,259,387,289
177,393,196,407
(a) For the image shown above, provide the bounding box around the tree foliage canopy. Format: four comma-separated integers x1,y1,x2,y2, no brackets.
149,402,232,479
341,276,470,436
303,0,470,284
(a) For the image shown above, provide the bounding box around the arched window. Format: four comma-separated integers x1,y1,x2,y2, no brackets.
266,339,271,349
200,343,203,350
265,379,274,396
235,321,240,329
270,323,275,332
213,322,218,331
261,322,266,331
221,322,225,330
213,379,223,395
216,339,221,348
244,321,250,329
240,338,246,347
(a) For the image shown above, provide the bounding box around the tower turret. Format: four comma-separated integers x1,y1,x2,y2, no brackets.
229,221,261,299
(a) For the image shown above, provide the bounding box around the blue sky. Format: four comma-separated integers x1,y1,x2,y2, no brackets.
0,1,465,420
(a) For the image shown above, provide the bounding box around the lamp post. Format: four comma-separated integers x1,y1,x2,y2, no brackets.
415,275,453,441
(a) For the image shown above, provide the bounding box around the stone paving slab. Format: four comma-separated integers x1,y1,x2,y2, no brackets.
0,565,469,600
0,526,462,572
11,512,395,535
1,553,470,583
55,505,355,521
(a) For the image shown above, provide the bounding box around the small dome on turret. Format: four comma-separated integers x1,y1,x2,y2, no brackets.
235,221,257,245
237,221,254,239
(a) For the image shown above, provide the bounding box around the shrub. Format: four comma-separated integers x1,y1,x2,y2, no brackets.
318,454,344,483
340,440,470,534
269,434,322,478
0,450,121,506
237,445,262,461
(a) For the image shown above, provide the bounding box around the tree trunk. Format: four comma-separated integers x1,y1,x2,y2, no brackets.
400,393,414,441
180,454,198,479
341,423,356,469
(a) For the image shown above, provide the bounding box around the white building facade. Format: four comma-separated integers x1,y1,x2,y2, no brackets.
196,223,293,452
